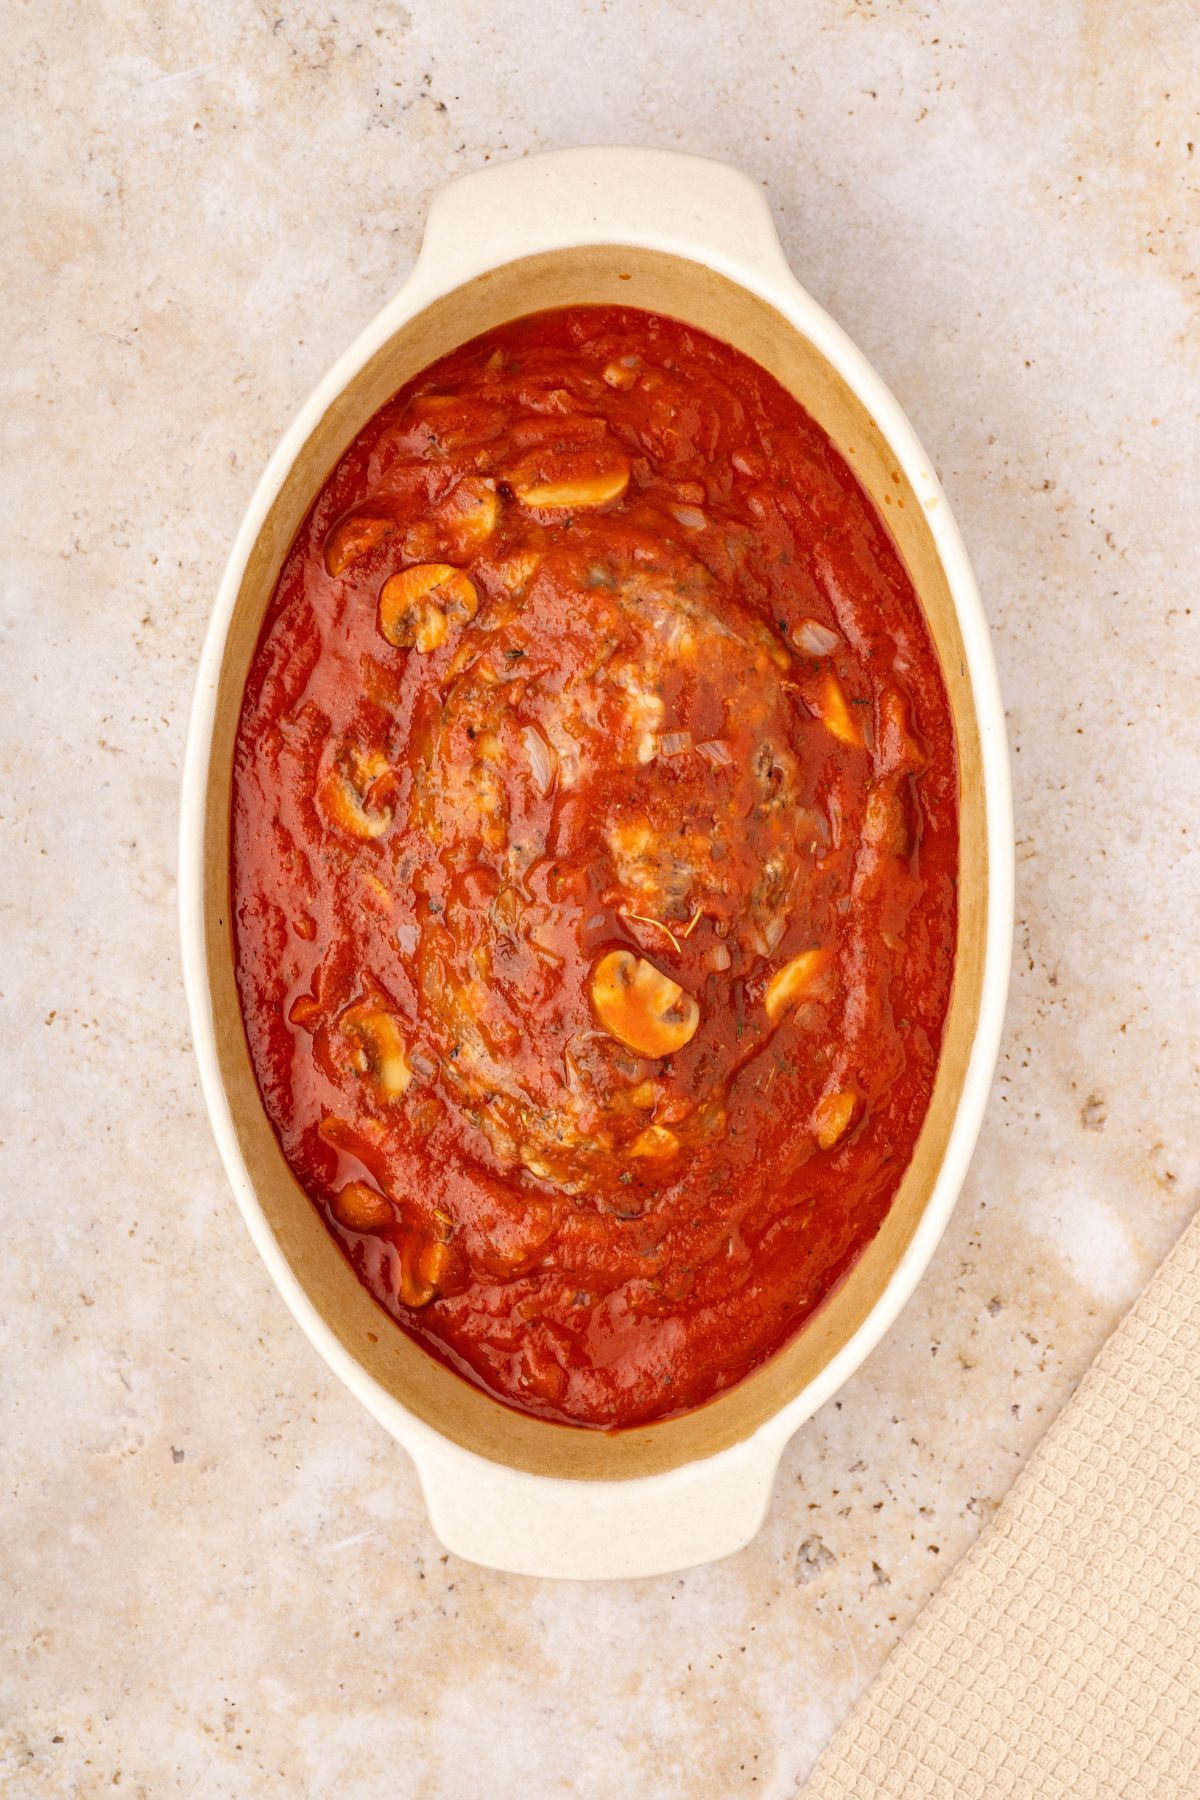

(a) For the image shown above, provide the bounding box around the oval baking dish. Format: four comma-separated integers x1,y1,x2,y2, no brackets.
180,147,1012,1579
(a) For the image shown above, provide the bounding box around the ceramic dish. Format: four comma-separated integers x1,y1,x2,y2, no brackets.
180,146,1012,1579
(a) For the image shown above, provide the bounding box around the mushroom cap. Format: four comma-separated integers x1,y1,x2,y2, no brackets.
590,950,700,1060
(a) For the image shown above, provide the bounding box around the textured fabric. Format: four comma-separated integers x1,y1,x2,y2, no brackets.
803,1212,1200,1799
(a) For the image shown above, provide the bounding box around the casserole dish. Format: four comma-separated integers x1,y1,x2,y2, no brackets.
180,146,1012,1578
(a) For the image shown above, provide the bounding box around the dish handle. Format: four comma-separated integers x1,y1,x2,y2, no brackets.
411,146,794,297
413,1431,785,1581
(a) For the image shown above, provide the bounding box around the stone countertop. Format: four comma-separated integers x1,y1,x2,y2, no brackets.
3,3,1198,1795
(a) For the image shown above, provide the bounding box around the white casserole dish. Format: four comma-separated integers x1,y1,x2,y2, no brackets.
180,147,1012,1579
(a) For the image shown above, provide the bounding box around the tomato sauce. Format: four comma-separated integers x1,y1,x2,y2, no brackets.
231,305,958,1429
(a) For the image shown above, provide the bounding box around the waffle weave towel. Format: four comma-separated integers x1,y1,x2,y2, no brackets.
803,1210,1200,1799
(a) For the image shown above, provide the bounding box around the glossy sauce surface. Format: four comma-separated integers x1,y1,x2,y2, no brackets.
232,306,958,1428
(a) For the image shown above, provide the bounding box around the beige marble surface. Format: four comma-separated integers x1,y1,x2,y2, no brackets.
3,2,1198,1794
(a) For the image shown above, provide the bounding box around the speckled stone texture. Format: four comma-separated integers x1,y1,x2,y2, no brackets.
2,3,1197,1796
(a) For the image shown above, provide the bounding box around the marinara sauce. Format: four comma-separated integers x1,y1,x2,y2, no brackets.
232,305,957,1429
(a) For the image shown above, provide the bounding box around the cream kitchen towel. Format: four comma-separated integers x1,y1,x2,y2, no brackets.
803,1210,1200,1799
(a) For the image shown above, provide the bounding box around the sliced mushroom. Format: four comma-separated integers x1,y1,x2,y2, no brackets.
493,548,543,595
591,950,700,1058
629,1123,680,1160
510,449,631,511
324,512,396,577
764,947,828,1022
402,476,500,562
816,670,863,746
862,783,909,855
317,746,393,839
331,1179,395,1235
379,564,478,652
876,687,927,774
814,1087,857,1150
398,1234,452,1307
340,1003,412,1099
411,396,506,451
438,476,499,555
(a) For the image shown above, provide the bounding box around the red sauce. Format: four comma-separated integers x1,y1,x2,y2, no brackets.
231,305,958,1429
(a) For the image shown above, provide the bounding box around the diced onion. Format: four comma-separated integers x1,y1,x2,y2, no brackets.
696,738,733,768
657,731,693,758
602,356,641,391
796,808,831,854
792,617,841,657
706,943,732,972
529,925,564,965
762,914,787,953
671,505,707,531
521,724,558,796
